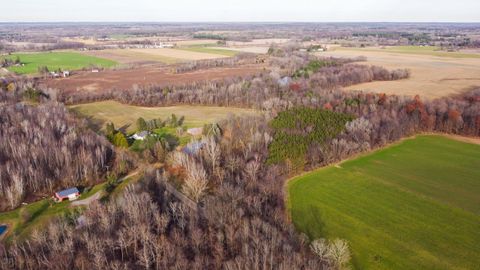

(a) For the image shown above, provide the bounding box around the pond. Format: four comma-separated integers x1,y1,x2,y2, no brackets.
0,225,7,237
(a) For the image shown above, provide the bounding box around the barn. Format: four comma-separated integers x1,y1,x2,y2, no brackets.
54,187,80,202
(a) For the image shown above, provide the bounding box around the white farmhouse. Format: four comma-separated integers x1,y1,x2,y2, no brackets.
132,131,150,140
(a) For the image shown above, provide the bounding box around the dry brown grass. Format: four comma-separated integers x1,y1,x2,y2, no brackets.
210,46,269,54
175,39,219,46
84,49,180,64
83,48,229,64
319,47,480,99
134,48,229,60
227,38,290,47
70,100,259,132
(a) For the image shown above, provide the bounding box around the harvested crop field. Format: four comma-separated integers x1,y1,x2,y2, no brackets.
320,46,480,99
175,39,219,46
84,48,229,64
129,48,230,60
227,38,291,46
177,47,238,57
83,49,179,64
41,64,264,93
288,135,480,270
70,100,259,132
210,46,269,54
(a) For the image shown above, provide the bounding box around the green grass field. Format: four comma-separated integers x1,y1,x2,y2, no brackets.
70,100,258,132
339,46,480,59
177,46,238,57
288,135,480,270
0,197,78,242
0,176,130,243
2,51,117,74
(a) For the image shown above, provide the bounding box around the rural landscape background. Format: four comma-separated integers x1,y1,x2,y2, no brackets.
1,1,480,269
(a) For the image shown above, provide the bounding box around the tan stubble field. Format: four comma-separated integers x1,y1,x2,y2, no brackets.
319,48,480,99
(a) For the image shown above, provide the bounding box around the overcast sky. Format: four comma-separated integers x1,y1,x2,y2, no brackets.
2,0,480,22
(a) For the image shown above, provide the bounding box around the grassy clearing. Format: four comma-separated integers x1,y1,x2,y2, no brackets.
2,52,117,74
69,100,258,132
288,135,480,270
0,197,76,242
0,177,123,243
339,45,480,58
177,46,238,57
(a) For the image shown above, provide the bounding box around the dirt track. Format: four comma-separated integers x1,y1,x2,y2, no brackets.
42,64,264,93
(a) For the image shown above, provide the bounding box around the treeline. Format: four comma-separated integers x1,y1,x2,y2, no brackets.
0,91,133,210
0,56,21,68
54,59,409,108
172,53,256,74
266,89,480,173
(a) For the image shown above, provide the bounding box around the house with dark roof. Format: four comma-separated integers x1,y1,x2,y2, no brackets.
182,141,205,155
54,187,80,202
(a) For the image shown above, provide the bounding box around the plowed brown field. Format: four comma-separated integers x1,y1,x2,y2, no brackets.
42,64,265,93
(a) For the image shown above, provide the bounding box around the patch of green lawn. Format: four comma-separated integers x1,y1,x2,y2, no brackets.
0,199,72,242
2,51,117,74
288,135,480,270
0,182,106,242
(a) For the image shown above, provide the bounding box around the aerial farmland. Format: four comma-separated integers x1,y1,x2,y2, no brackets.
1,17,480,270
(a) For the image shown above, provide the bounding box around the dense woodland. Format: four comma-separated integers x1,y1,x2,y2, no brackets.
1,116,330,269
0,91,135,211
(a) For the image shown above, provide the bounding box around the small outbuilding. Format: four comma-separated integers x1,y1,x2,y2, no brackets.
54,187,80,202
277,76,291,87
132,131,150,140
183,141,205,155
187,127,203,136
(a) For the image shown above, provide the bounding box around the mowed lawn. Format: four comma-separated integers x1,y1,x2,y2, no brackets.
2,52,117,74
288,135,480,270
70,100,258,132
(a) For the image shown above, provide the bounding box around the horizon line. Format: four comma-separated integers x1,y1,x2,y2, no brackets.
1,21,480,24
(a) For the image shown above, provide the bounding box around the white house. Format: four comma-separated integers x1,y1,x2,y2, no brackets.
54,187,80,202
132,131,150,140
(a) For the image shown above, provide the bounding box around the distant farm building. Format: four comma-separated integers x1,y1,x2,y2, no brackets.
132,131,150,140
54,187,80,202
277,76,291,87
49,71,60,78
183,141,205,155
187,127,203,136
